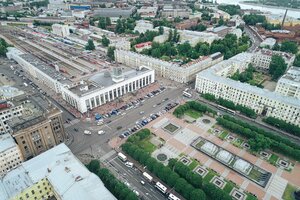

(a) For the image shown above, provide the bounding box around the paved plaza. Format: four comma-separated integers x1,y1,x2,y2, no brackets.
145,113,300,200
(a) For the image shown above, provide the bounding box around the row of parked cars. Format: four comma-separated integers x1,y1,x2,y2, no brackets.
99,87,166,120
119,102,179,139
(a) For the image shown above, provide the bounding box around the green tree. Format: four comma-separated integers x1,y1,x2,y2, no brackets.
86,160,100,173
248,134,271,152
98,17,107,29
106,17,111,26
107,46,115,60
280,40,298,54
269,55,287,80
85,39,95,50
294,54,300,67
190,189,206,200
101,35,110,47
158,26,164,35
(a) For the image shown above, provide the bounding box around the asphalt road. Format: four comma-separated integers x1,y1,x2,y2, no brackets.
67,86,185,155
104,154,166,200
244,25,262,52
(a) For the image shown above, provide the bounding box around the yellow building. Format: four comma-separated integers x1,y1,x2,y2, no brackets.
266,14,300,26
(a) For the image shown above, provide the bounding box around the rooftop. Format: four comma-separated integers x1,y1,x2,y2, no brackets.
278,66,300,85
216,150,233,164
253,48,294,60
233,159,253,175
0,144,116,200
201,141,218,156
0,134,17,153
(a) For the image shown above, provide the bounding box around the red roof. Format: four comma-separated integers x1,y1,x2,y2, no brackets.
135,41,152,48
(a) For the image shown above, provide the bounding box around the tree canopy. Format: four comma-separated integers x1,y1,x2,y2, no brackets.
280,40,298,54
85,39,95,50
217,4,241,15
269,55,287,80
0,38,9,56
101,35,110,47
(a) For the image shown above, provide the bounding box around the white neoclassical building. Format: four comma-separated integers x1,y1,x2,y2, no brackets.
195,53,300,126
275,67,300,99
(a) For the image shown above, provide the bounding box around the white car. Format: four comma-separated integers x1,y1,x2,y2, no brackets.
98,130,105,135
133,190,140,196
84,130,91,135
125,161,133,168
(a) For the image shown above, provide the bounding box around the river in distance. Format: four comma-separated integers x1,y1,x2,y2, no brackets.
216,0,300,18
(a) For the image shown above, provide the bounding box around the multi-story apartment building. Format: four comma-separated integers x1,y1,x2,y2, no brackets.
7,48,154,114
251,48,295,73
137,6,158,18
195,53,300,126
52,24,70,37
0,144,116,200
161,5,191,18
0,134,23,176
0,100,23,135
134,20,154,34
275,66,300,99
115,49,223,83
4,96,66,160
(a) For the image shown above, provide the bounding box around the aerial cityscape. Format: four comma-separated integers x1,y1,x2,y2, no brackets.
0,0,299,199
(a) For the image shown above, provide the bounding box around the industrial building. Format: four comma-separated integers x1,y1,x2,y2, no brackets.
0,144,116,200
195,53,300,126
115,49,223,83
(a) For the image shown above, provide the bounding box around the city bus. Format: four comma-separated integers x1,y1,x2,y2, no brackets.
155,182,167,194
142,172,153,182
182,91,192,98
168,193,181,200
117,152,127,162
217,105,236,115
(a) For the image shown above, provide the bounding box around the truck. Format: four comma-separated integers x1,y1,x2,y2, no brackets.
118,152,127,162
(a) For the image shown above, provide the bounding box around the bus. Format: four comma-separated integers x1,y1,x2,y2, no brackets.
217,105,236,115
155,182,167,194
168,193,181,200
117,152,127,162
142,172,153,182
182,91,192,98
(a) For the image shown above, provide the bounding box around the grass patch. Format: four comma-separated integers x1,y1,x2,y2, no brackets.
248,168,261,181
268,154,279,165
138,140,157,153
163,123,179,133
185,109,203,119
223,182,235,194
219,131,229,140
188,159,199,170
233,138,244,147
246,193,258,200
282,184,297,200
203,170,217,183
195,140,205,149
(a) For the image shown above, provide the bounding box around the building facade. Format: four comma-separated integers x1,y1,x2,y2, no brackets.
115,49,223,83
0,101,23,135
251,48,295,73
0,134,23,176
52,24,70,37
195,53,300,126
275,67,300,99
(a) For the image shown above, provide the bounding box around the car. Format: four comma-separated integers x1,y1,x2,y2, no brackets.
123,131,130,136
84,130,91,135
119,134,125,139
98,130,105,135
140,180,145,185
74,128,78,132
152,104,157,108
133,190,139,196
125,162,133,168
139,111,144,115
106,120,112,124
124,181,131,187
157,102,161,105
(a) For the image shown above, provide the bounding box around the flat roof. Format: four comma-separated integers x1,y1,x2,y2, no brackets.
0,134,17,153
0,144,116,200
69,67,152,96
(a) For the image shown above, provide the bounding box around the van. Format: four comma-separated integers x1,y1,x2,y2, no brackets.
125,162,133,168
84,130,91,135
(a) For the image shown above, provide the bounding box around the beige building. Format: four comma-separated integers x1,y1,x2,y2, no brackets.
0,134,23,176
6,97,65,160
275,67,300,99
115,49,223,83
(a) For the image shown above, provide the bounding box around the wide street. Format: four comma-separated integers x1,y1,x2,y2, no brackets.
245,25,262,52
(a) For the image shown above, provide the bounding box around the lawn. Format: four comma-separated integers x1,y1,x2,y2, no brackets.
188,159,199,170
223,182,235,194
233,138,244,147
163,123,179,133
248,168,262,181
282,184,297,200
218,131,229,140
203,170,217,183
268,154,279,165
138,140,157,153
246,193,258,200
185,109,203,119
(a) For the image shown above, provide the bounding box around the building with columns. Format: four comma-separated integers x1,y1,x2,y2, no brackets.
6,48,155,114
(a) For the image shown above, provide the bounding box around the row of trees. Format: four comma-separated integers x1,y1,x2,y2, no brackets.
173,101,217,118
122,130,207,200
0,38,9,56
86,160,138,200
140,33,250,61
97,17,112,29
130,30,160,47
269,55,287,80
243,14,282,30
201,93,257,118
217,4,241,15
217,115,300,161
263,117,300,138
168,159,231,200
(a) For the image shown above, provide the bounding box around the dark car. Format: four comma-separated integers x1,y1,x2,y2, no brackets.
74,128,78,132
